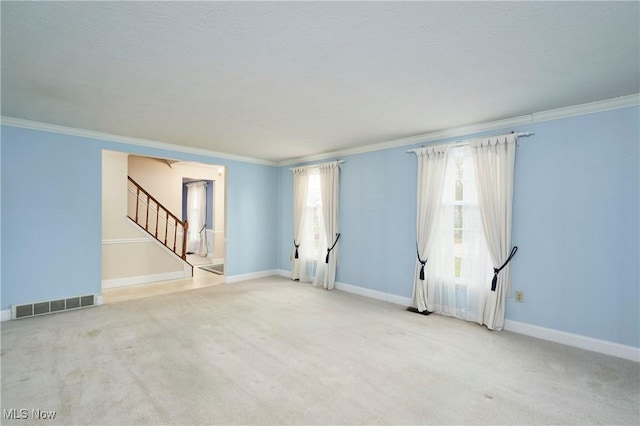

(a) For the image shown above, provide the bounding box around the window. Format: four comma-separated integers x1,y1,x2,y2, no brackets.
292,161,340,288
452,151,475,278
426,146,491,321
185,181,207,255
303,169,323,259
293,167,326,281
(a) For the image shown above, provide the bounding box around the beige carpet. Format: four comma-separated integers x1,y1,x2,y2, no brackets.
2,276,638,425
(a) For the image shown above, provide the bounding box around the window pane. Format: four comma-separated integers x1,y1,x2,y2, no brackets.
304,170,323,258
454,205,463,229
455,179,463,201
313,206,321,252
455,156,464,201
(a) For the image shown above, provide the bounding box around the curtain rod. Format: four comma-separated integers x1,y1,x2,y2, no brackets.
406,132,534,153
288,159,344,171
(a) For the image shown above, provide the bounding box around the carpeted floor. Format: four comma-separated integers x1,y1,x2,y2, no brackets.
1,276,638,425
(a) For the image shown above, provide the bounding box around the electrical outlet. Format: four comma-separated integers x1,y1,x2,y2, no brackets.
515,291,524,303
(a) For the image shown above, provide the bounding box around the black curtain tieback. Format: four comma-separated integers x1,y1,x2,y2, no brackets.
325,233,341,264
491,246,518,291
416,243,427,280
293,240,300,259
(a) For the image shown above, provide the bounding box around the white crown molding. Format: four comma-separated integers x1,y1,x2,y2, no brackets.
0,116,278,167
277,93,640,166
2,94,637,168
531,94,639,122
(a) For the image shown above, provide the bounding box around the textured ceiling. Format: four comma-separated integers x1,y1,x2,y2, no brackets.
2,2,639,163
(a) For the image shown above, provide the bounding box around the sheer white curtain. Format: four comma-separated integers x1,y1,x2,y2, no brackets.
293,168,322,282
314,162,340,290
186,181,207,255
471,133,518,330
301,170,324,281
425,146,492,323
199,225,208,257
412,145,450,312
292,168,310,280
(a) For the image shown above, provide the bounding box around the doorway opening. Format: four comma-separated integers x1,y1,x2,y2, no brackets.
101,150,226,303
183,176,225,275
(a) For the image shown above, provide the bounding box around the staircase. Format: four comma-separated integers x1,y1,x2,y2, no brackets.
127,176,192,269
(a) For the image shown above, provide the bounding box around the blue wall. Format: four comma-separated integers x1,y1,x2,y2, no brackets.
277,106,640,348
2,105,638,348
1,128,103,310
206,180,213,229
0,126,278,311
508,107,639,347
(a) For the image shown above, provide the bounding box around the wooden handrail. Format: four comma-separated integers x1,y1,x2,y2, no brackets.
128,176,185,227
182,221,189,260
127,176,189,261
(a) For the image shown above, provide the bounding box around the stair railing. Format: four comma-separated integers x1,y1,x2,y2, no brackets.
127,176,189,260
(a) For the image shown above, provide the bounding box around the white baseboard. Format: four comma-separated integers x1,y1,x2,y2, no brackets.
2,292,102,321
273,272,412,305
331,281,639,362
225,269,280,284
334,281,412,307
276,269,292,279
504,320,639,362
102,270,188,289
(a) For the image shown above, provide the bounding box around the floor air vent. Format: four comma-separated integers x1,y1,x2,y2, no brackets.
11,295,96,320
